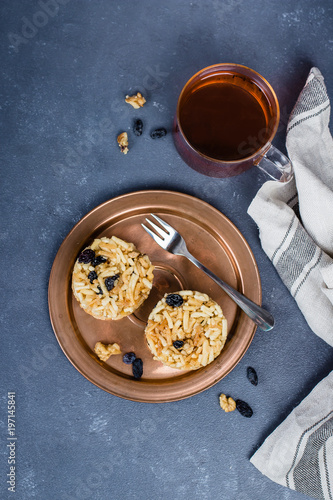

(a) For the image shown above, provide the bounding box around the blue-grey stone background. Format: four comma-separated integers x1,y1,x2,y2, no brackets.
1,1,333,499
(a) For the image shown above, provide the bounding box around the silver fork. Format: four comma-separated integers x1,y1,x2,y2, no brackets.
142,214,274,331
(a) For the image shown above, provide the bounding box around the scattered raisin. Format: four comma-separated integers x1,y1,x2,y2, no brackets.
105,274,120,292
78,248,95,263
247,366,258,386
92,255,107,267
133,119,143,136
236,399,253,418
96,285,103,295
88,271,98,284
132,358,143,379
150,128,167,139
165,294,184,307
173,340,184,349
123,352,136,365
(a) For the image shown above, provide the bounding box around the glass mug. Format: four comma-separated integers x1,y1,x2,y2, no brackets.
173,63,293,181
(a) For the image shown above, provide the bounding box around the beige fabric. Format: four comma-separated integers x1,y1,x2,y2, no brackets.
248,68,333,499
248,67,333,347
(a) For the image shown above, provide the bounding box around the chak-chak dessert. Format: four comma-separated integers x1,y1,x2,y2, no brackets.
145,290,227,370
72,236,154,320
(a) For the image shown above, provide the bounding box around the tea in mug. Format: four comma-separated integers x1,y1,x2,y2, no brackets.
179,74,271,161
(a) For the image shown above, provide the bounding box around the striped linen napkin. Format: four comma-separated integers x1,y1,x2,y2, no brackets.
250,372,333,499
248,67,333,346
247,67,333,499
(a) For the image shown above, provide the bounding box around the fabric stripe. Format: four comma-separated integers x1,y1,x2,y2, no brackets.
319,445,329,500
292,202,301,221
290,77,329,119
287,103,330,134
275,223,317,291
292,249,323,298
293,417,333,499
286,411,333,489
323,441,333,500
286,194,301,220
287,193,298,206
271,215,296,263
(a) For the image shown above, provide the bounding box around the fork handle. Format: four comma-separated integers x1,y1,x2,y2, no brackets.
184,251,274,331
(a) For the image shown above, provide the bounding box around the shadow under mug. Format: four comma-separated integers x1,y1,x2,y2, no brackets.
173,64,293,181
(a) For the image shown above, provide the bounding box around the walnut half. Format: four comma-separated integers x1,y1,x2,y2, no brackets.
117,132,129,154
94,342,121,362
219,394,236,413
125,92,146,109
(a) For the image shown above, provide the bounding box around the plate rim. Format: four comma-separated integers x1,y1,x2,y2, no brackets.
48,189,261,402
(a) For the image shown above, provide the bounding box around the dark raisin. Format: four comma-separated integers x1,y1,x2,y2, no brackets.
165,294,184,307
236,400,253,418
105,274,120,292
247,366,258,386
132,358,143,379
123,352,136,365
150,128,167,139
173,340,184,349
78,248,95,263
92,255,107,267
96,285,103,295
88,271,98,284
133,119,143,136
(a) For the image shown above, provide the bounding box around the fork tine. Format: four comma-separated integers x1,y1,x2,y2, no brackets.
150,214,172,233
144,217,168,238
141,223,165,246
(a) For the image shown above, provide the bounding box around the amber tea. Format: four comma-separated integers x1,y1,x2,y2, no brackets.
179,76,271,162
174,64,293,179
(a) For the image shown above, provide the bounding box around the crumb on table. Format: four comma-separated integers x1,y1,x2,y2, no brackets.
125,92,146,109
117,132,129,154
219,394,236,412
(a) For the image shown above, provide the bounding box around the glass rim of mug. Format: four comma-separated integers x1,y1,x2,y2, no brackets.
176,63,281,165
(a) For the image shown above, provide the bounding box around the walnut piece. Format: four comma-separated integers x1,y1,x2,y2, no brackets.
125,92,146,109
117,132,129,154
219,394,236,413
94,342,121,362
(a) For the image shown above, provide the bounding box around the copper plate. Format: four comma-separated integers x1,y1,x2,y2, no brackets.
48,190,261,402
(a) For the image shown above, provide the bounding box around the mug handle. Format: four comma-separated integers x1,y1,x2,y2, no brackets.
255,144,293,182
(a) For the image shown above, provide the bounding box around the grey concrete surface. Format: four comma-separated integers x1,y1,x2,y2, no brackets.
1,1,333,499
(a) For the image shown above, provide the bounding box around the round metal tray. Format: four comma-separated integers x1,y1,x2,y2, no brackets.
48,190,261,402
